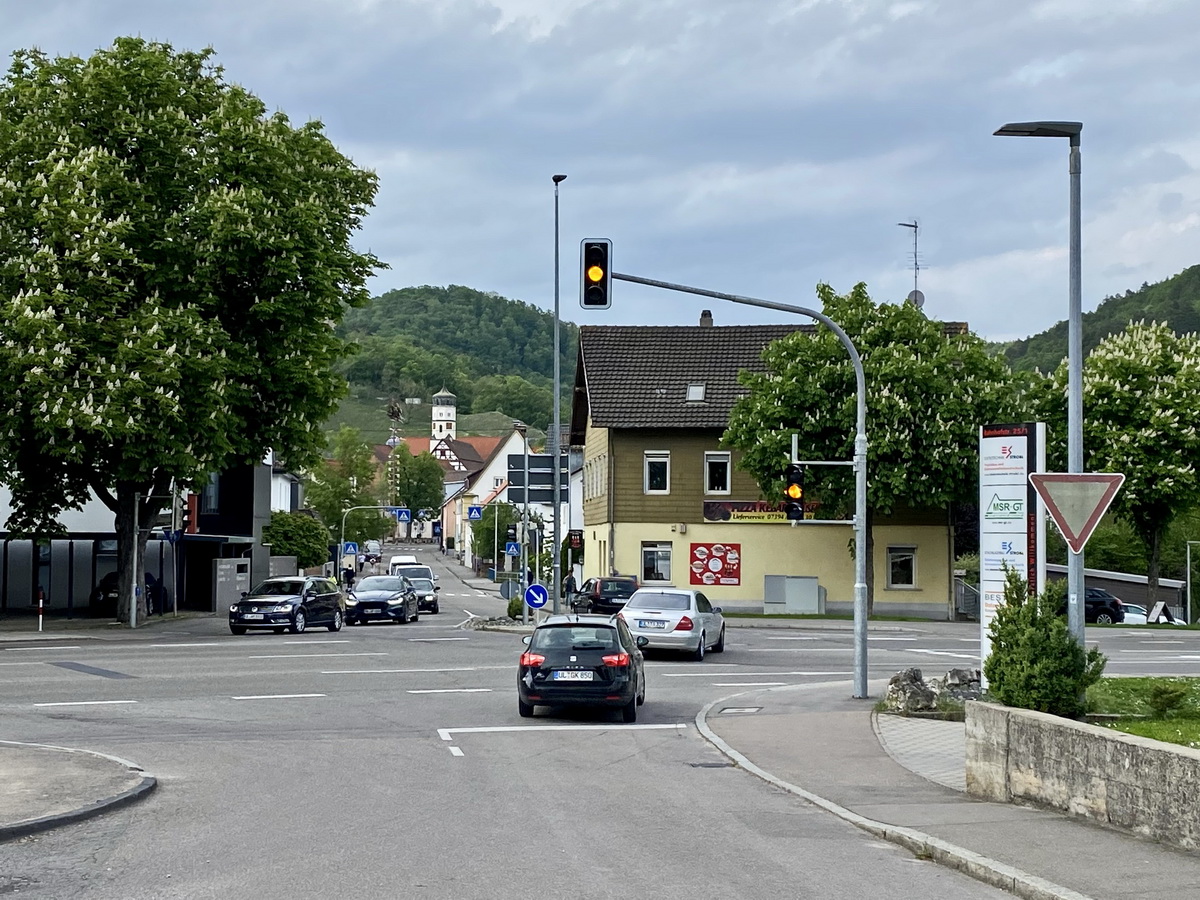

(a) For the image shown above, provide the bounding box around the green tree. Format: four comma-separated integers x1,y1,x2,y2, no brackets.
262,511,332,569
305,427,391,546
0,39,381,624
471,375,553,430
385,443,445,537
1038,322,1200,603
471,503,521,570
724,283,1024,611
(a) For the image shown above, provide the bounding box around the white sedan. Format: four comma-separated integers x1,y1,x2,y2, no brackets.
1123,603,1187,626
620,588,726,660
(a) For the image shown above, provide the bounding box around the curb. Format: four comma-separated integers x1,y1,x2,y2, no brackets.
693,684,1094,900
0,741,158,844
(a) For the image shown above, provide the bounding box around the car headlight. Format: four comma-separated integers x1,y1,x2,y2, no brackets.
273,603,295,613
387,595,404,605
345,596,358,605
229,605,238,613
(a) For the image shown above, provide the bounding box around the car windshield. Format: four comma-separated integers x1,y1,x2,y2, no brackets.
599,580,637,598
356,577,404,592
410,579,434,591
251,580,305,596
531,625,618,651
626,592,691,610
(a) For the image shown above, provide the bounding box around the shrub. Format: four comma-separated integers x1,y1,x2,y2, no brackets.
506,596,525,620
984,567,1106,718
1148,682,1189,719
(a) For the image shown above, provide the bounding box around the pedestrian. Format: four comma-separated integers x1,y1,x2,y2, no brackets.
342,566,356,590
357,553,365,572
562,571,577,598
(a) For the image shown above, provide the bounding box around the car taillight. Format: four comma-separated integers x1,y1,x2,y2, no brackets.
520,652,545,667
602,652,630,667
674,616,694,632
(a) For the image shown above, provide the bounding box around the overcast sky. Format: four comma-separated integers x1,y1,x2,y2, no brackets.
4,0,1198,342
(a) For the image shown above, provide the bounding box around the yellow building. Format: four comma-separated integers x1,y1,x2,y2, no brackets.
568,318,955,619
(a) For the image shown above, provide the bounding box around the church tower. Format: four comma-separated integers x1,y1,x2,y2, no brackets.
431,387,457,442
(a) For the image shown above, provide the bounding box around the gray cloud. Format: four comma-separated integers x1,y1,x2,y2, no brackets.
4,0,1200,340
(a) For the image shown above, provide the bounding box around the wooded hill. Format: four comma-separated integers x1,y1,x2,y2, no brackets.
1000,264,1200,372
330,285,578,439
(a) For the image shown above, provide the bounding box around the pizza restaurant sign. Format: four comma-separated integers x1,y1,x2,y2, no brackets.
702,500,816,522
689,542,741,586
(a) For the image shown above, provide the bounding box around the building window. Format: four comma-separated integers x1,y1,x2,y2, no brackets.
686,383,706,402
644,451,670,494
493,476,504,490
641,542,672,583
704,452,731,495
201,472,220,514
887,546,917,589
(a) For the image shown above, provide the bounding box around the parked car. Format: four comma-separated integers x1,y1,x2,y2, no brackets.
620,588,726,660
228,576,345,635
408,577,440,614
570,576,639,614
1085,587,1126,624
517,614,647,721
89,571,169,618
1122,603,1148,625
346,575,419,625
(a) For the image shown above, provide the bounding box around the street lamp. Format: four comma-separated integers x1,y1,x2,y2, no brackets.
995,119,1085,645
551,174,567,614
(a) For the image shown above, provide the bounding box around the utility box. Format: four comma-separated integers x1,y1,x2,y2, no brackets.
213,559,251,613
763,575,825,614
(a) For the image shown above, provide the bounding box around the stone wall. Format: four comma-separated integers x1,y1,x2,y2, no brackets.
965,701,1200,851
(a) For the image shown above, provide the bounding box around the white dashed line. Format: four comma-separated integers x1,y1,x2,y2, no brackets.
4,646,83,652
661,670,849,677
248,653,387,659
437,724,688,741
407,688,493,694
321,665,509,675
231,693,325,700
34,700,139,707
712,682,787,686
449,746,465,757
408,638,469,642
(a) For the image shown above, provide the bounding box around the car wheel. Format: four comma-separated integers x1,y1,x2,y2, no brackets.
397,605,408,624
712,625,726,652
692,633,705,662
518,698,534,718
290,611,307,634
432,601,439,615
328,610,343,632
1095,612,1114,624
230,625,247,635
620,695,637,723
411,610,419,622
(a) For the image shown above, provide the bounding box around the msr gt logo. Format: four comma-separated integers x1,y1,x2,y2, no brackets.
985,494,1025,519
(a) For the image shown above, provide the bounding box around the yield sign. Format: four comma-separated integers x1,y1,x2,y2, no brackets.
1029,473,1125,554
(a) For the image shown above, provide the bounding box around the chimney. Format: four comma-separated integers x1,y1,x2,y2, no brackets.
699,310,714,327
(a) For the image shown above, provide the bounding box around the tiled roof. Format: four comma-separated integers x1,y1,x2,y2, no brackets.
573,324,806,430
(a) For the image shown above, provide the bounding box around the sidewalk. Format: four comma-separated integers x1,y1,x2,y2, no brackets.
700,681,1200,900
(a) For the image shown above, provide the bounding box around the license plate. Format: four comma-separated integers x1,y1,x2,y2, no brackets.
242,613,264,620
552,670,594,681
638,620,667,629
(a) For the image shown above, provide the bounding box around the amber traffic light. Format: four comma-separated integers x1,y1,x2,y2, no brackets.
784,464,805,521
580,239,612,309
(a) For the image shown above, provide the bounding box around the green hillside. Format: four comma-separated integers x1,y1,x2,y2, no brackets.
1001,264,1200,372
324,285,572,441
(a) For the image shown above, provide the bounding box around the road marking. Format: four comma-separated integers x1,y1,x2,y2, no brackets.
645,662,740,668
149,643,222,648
34,700,138,707
764,636,820,641
904,648,978,660
248,653,387,659
408,637,469,642
322,665,510,675
232,693,325,700
1135,641,1187,645
869,636,919,642
438,724,688,741
745,648,851,652
281,640,350,645
449,746,465,757
661,670,849,678
0,661,43,667
407,688,493,694
3,645,83,652
712,682,787,686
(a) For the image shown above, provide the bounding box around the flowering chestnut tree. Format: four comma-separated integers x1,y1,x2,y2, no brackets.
0,38,382,623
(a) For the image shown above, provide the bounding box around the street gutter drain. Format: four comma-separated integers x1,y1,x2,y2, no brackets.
719,707,762,715
689,762,735,768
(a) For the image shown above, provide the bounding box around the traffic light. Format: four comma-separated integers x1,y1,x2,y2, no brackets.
506,523,518,542
580,239,612,309
783,464,805,521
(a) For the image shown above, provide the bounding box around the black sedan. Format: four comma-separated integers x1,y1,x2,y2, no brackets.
517,614,647,722
229,576,345,635
409,577,440,614
346,575,419,625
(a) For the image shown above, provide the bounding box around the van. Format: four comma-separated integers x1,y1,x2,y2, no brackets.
388,555,417,573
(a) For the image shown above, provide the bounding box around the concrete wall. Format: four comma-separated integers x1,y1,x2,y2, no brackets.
966,701,1200,851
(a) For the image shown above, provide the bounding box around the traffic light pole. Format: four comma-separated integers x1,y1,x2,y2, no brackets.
612,271,871,699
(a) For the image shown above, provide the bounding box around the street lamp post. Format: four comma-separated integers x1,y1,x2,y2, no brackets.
551,174,567,614
995,120,1084,646
514,421,530,624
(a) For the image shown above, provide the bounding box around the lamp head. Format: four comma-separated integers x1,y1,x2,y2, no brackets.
552,174,567,184
994,121,1082,144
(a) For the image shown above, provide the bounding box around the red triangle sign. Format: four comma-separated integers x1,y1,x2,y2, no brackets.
1029,473,1125,554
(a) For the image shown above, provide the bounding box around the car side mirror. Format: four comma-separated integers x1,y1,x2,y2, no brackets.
522,635,532,645
636,636,650,648
434,586,440,592
240,591,248,599
712,606,722,614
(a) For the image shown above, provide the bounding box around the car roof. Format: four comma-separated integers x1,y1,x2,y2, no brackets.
537,614,619,628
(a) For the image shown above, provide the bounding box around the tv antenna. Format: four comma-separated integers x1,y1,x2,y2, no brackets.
897,220,924,311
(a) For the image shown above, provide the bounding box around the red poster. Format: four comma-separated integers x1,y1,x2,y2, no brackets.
689,542,741,587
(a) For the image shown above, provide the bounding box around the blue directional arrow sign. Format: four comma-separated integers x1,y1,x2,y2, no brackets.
505,541,521,557
395,508,412,523
524,584,549,609
467,505,483,521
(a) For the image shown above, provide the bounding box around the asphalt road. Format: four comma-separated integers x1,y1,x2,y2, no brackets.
2,547,1195,898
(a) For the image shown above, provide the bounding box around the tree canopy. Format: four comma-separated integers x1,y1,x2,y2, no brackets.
305,427,392,545
0,38,381,621
262,511,332,569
